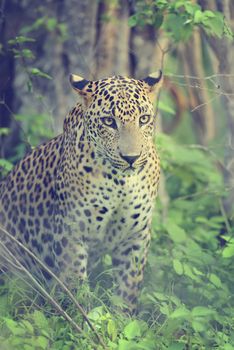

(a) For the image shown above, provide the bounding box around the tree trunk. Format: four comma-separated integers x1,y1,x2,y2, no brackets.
94,0,130,78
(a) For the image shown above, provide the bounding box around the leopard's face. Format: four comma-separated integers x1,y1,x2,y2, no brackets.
70,72,163,172
84,79,156,172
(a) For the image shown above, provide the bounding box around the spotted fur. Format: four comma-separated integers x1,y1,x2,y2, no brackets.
0,72,163,312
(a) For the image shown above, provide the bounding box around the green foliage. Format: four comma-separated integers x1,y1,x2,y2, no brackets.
141,134,234,349
1,134,233,349
6,15,68,97
0,127,13,176
128,0,234,41
0,159,13,176
1,1,233,349
12,113,54,161
0,312,49,350
0,113,54,177
8,35,52,86
29,68,52,80
20,16,68,42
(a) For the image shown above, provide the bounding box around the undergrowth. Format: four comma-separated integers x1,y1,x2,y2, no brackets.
0,133,233,350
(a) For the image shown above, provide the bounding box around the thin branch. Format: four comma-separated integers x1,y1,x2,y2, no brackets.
0,225,108,350
190,94,221,112
0,241,85,336
219,199,232,235
167,78,233,95
185,143,232,174
165,73,234,80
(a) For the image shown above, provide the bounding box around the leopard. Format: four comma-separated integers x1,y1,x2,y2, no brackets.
0,71,163,313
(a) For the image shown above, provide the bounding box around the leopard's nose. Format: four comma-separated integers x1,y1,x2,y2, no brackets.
120,153,141,166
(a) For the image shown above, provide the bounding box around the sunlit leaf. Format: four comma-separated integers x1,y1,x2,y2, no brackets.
169,307,190,319
0,128,10,135
166,221,187,243
222,243,234,258
30,67,52,79
192,306,215,317
124,320,142,340
173,259,183,275
209,273,222,288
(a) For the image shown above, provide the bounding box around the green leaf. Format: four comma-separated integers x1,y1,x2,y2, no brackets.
163,13,193,41
8,36,35,45
33,310,48,329
58,23,68,40
24,345,35,350
21,49,35,59
183,264,200,282
223,345,234,350
201,11,224,38
209,273,222,288
194,10,204,24
159,303,170,316
173,259,183,275
108,340,118,349
4,318,26,336
152,292,168,301
0,158,13,172
168,343,185,350
0,127,10,135
34,335,49,349
192,320,206,332
222,243,234,258
203,10,215,18
128,15,138,27
87,306,104,321
21,320,34,334
46,18,57,31
103,253,112,266
184,2,201,15
166,221,187,243
153,13,164,29
170,307,190,319
158,100,176,115
20,17,46,34
192,266,204,276
124,320,142,340
30,68,52,80
118,339,137,350
192,306,214,317
107,319,117,341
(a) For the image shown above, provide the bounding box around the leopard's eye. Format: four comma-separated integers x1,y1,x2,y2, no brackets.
139,114,151,126
100,117,117,129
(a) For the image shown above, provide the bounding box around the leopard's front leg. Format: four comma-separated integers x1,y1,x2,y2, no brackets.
53,237,88,288
112,229,151,314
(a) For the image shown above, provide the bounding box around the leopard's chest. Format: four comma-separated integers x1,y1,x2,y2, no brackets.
59,163,157,249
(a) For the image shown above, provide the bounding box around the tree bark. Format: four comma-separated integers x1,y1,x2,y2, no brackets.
0,0,24,158
94,0,130,78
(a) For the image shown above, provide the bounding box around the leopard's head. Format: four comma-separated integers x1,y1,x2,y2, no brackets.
70,72,163,172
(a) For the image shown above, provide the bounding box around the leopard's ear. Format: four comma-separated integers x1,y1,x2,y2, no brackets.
70,74,90,91
69,74,93,107
142,70,163,100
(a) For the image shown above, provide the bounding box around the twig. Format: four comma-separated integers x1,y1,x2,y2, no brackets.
0,225,108,350
166,80,234,97
219,199,232,235
0,241,84,336
173,188,224,202
190,94,221,112
165,73,234,80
